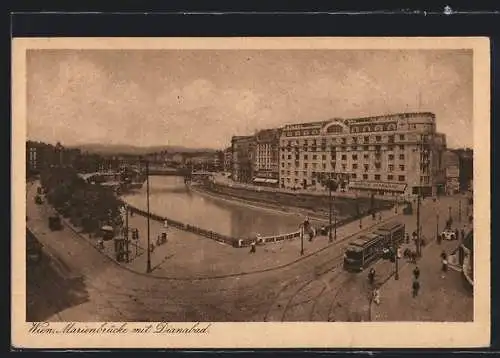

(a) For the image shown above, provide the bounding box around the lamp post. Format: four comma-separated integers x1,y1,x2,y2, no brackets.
300,223,305,256
395,244,400,280
458,200,462,222
436,213,439,240
448,206,452,222
328,183,333,242
124,204,129,263
145,159,152,273
334,210,337,240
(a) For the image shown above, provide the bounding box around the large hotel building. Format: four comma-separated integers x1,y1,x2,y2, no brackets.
278,112,447,197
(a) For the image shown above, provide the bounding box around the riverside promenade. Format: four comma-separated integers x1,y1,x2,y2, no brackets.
113,201,399,278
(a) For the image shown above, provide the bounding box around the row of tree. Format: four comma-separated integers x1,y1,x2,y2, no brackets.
40,166,123,234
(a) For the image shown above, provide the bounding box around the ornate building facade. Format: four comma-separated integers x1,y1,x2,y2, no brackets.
253,128,281,187
278,112,447,198
231,135,255,183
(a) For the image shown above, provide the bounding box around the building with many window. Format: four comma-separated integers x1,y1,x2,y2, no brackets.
231,136,255,183
253,128,281,187
442,150,460,195
223,147,232,173
278,112,447,198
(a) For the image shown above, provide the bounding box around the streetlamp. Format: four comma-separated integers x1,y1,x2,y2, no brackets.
436,213,440,240
356,193,362,229
458,200,462,222
299,222,305,256
144,159,152,273
394,244,400,280
328,182,333,242
334,210,337,240
448,206,452,222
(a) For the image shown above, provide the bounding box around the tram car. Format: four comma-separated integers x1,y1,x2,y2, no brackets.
343,221,405,272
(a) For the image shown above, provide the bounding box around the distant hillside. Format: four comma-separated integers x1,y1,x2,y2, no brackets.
69,143,217,155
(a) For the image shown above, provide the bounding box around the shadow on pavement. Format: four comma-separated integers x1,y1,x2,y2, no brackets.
26,251,90,322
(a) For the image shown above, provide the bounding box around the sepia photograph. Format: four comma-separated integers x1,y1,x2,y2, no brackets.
12,37,490,349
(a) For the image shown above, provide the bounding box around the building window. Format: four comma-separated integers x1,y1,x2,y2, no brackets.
364,154,369,159
352,164,358,170
388,135,395,143
351,173,357,179
352,137,358,143
322,155,326,160
376,136,382,142
374,174,381,180
388,154,394,160
341,154,347,160
322,163,326,169
304,155,308,160
295,171,299,176
363,145,369,151
281,154,285,159
399,154,405,160
363,174,368,180
364,164,369,172
352,145,358,150
304,163,308,169
341,138,347,144
388,164,394,172
312,163,317,169
342,164,347,170
313,155,317,160
387,175,394,180
399,145,405,150
364,136,369,143
399,134,405,140
281,163,285,168
399,165,405,171
352,154,358,160
288,155,292,159
331,162,336,169
388,145,394,151
398,175,406,182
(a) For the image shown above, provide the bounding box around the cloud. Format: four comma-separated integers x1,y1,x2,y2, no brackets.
27,50,473,149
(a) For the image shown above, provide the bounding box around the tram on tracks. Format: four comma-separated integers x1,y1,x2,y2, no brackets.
343,221,405,272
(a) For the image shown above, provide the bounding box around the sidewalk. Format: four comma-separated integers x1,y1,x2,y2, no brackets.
370,230,473,322
108,204,400,278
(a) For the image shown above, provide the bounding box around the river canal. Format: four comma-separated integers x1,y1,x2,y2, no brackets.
121,176,321,238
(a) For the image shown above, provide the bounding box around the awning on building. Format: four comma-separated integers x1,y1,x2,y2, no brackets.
253,178,267,183
265,179,278,184
349,181,407,193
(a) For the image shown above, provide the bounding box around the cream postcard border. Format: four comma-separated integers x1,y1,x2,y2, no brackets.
11,37,491,349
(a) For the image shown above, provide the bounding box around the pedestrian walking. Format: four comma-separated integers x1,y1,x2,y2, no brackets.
441,257,448,276
405,233,410,244
250,241,256,253
413,266,420,280
461,228,465,241
372,288,381,305
368,268,376,285
412,279,420,298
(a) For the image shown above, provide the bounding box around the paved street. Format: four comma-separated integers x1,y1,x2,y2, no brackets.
26,180,472,322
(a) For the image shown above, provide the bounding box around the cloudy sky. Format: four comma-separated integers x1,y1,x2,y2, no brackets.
27,49,472,149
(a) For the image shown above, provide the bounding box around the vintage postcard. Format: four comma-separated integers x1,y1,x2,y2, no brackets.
12,37,490,349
